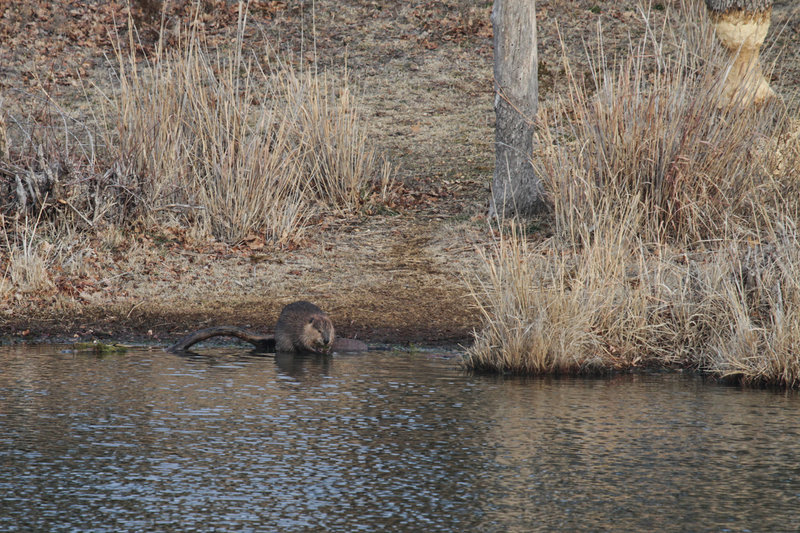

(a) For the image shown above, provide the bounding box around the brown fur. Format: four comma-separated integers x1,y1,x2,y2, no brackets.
274,301,335,354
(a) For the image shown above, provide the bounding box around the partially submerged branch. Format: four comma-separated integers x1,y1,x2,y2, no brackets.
167,326,369,354
168,326,275,353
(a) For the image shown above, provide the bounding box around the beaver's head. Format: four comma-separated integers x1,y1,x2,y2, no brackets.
301,313,335,354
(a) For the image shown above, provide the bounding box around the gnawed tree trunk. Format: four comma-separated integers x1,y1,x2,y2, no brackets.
490,0,543,218
706,0,775,107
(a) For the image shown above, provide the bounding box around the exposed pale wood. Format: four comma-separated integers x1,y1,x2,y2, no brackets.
705,0,775,107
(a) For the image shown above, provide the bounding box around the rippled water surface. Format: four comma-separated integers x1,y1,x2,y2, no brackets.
2,344,800,532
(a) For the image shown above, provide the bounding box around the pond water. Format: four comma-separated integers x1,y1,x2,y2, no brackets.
1,344,799,532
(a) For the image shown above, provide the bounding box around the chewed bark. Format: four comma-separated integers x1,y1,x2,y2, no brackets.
708,4,775,107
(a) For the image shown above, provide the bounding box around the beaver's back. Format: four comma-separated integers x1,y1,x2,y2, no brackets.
274,301,335,353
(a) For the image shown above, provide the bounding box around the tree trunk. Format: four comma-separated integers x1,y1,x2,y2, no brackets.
490,0,542,218
705,0,775,107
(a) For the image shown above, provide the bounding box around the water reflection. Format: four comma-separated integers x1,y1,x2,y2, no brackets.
273,352,333,381
1,345,799,531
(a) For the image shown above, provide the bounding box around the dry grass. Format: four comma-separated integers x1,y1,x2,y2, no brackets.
102,11,389,244
541,2,793,244
464,224,603,376
0,8,391,301
1,7,389,243
464,201,689,376
464,2,800,387
0,98,8,161
0,194,104,299
0,216,53,296
282,71,393,212
464,210,800,388
702,229,800,388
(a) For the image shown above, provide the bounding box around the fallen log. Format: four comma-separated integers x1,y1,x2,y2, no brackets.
167,326,275,353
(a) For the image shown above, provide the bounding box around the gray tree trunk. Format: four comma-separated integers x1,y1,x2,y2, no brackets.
490,0,542,218
705,0,775,106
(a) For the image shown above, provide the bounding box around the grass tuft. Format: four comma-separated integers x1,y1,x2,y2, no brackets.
1,212,55,296
103,13,388,244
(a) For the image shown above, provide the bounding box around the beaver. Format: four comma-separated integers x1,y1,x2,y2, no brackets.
167,300,367,354
274,300,335,354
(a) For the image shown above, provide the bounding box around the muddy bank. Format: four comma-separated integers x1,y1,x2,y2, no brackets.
1,216,487,347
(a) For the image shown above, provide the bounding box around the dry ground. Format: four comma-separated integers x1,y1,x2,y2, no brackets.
1,0,798,346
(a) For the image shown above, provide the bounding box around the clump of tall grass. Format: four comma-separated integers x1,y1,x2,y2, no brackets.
465,2,800,387
541,4,792,244
0,211,58,296
0,222,99,301
465,208,800,388
282,71,392,211
102,9,389,244
702,228,800,388
0,6,389,246
464,199,698,376
465,224,604,376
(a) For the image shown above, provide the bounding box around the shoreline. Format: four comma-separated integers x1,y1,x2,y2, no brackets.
2,1,799,388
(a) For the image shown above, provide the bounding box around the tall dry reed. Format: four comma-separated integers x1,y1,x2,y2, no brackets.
103,8,388,243
540,4,790,244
